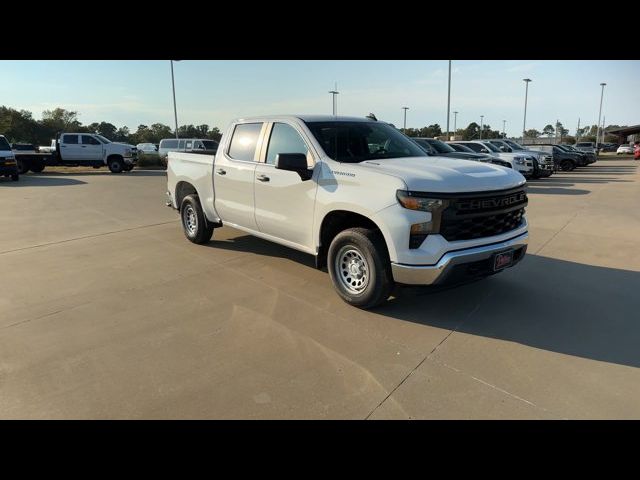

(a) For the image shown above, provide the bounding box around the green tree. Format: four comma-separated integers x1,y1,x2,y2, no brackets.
542,124,554,137
207,127,222,141
524,129,541,138
462,122,480,140
41,108,82,132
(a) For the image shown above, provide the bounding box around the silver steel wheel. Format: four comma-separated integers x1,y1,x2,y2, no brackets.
334,245,370,295
183,205,198,236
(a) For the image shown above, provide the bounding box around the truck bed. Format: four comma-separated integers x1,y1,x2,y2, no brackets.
166,151,218,223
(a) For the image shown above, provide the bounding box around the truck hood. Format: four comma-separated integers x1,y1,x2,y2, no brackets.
358,156,526,193
441,152,493,162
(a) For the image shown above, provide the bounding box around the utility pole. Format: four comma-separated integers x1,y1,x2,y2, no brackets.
453,111,458,139
555,119,559,144
596,82,606,155
446,60,452,141
329,82,339,116
480,115,484,140
170,60,180,139
576,117,581,143
502,120,506,139
402,107,409,133
522,78,532,143
601,115,606,146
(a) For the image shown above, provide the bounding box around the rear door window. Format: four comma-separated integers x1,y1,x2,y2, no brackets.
228,123,263,162
62,134,79,144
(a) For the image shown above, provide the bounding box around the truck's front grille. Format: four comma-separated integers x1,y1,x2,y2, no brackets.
439,187,527,242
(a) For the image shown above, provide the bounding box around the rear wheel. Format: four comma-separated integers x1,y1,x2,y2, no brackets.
17,159,30,174
180,194,214,244
328,227,394,309
108,157,124,173
561,160,575,171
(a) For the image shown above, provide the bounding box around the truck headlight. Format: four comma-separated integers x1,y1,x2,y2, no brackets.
397,190,446,212
397,191,450,249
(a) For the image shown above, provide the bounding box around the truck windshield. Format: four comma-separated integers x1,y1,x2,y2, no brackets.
305,121,426,163
95,135,111,144
504,140,525,151
482,142,501,153
423,139,456,154
0,137,11,150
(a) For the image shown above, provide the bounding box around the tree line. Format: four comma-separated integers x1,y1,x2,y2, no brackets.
0,106,222,146
1,105,624,146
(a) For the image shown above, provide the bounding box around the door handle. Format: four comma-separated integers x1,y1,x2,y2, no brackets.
216,168,226,175
257,174,270,182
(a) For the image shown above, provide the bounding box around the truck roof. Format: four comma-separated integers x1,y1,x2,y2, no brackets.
232,115,377,123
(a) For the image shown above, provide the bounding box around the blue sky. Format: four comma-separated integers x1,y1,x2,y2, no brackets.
1,60,638,136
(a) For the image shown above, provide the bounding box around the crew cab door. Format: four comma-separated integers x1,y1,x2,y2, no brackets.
212,122,264,230
253,121,318,249
60,134,81,160
80,135,103,162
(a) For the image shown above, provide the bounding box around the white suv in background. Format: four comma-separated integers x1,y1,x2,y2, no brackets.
449,140,535,177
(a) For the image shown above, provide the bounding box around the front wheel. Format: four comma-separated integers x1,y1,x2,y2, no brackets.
327,228,394,309
108,157,124,173
180,194,214,244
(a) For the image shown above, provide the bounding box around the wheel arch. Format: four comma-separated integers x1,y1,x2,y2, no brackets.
316,209,393,269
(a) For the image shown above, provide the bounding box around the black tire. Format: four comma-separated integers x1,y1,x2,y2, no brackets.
17,159,30,174
108,157,124,173
327,227,394,309
560,160,575,171
180,194,214,244
29,163,45,173
11,174,19,181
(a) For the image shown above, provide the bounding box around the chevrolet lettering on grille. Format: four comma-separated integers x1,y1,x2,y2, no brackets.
459,192,526,211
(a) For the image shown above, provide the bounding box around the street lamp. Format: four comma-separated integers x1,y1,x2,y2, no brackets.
596,82,606,153
402,107,409,132
502,120,506,138
480,115,484,140
329,82,339,116
446,60,452,140
522,78,532,143
170,60,180,139
453,111,458,139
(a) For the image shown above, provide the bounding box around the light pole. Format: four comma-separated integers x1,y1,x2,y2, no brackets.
402,107,409,132
480,115,484,140
170,60,180,139
522,78,532,143
329,82,339,116
502,120,506,138
595,82,606,153
453,111,458,139
446,60,452,140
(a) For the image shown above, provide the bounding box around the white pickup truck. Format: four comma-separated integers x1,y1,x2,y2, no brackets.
166,115,529,308
14,133,137,174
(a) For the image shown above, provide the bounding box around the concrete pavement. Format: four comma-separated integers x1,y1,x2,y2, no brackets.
0,158,638,419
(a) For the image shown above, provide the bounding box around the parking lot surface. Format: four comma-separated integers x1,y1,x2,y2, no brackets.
1,157,639,419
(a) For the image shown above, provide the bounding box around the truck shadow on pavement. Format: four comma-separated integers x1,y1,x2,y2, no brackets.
384,254,640,369
0,176,87,187
208,232,640,369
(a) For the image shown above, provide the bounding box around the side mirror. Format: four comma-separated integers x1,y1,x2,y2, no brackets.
275,153,312,180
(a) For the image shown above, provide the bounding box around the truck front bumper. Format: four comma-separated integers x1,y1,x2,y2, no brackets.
391,231,528,285
0,163,19,175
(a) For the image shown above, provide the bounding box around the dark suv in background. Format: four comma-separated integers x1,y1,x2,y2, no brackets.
527,144,586,171
411,137,511,166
